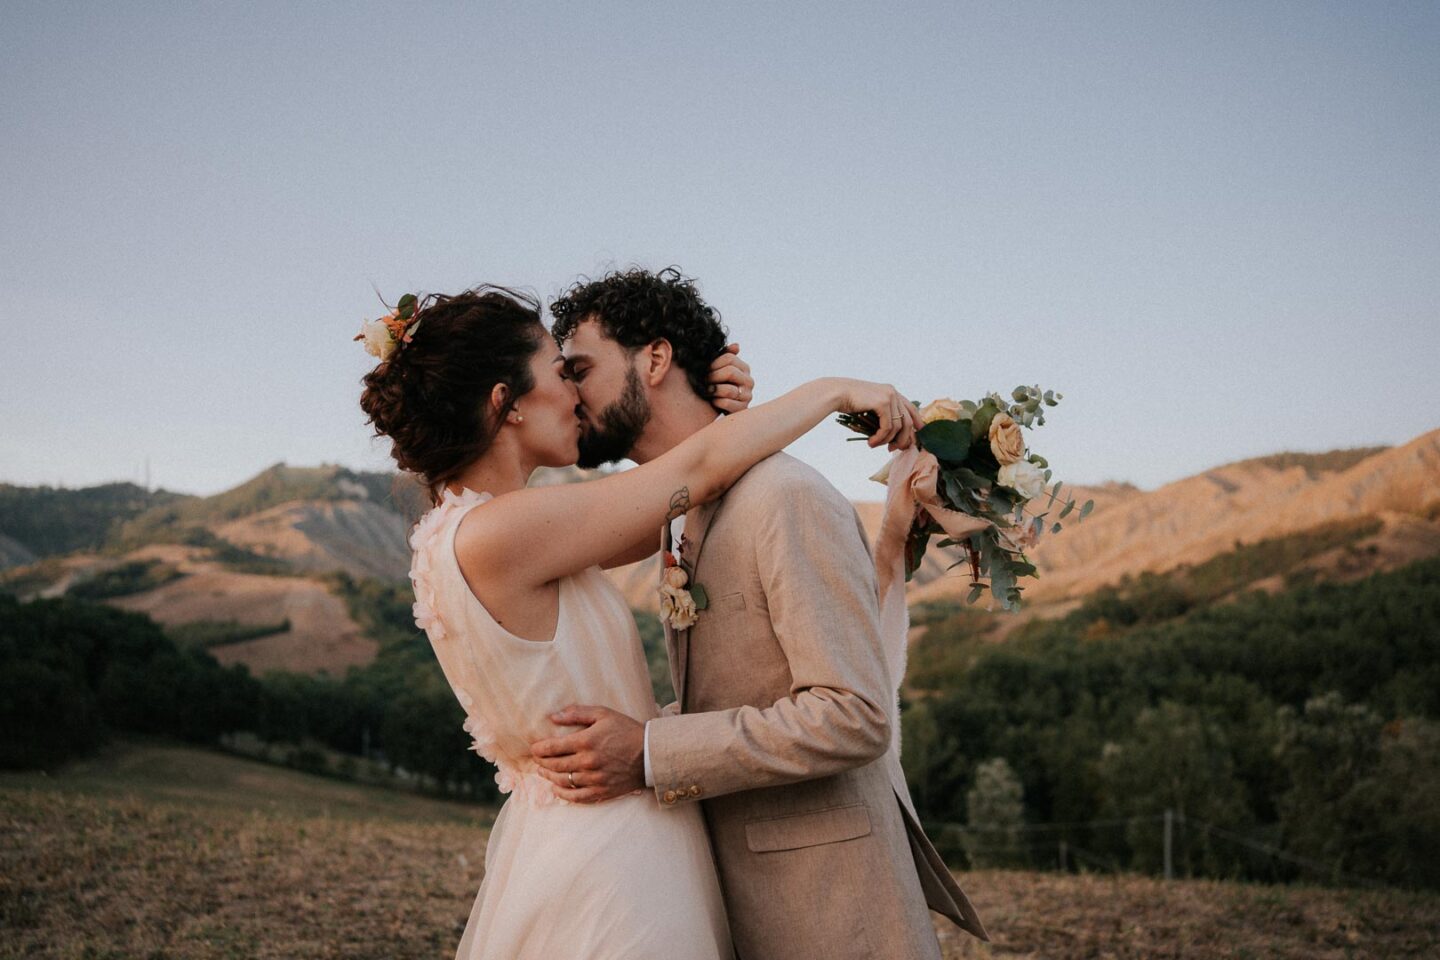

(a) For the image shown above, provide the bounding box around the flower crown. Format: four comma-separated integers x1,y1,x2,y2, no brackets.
354,293,422,363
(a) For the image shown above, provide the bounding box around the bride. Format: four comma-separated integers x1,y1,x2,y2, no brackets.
358,285,920,959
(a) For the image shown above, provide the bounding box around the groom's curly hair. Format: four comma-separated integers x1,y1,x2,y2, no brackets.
549,267,728,401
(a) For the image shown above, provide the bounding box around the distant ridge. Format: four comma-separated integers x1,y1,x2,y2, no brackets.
956,431,1439,603
0,481,187,561
4,432,1437,674
1208,445,1390,479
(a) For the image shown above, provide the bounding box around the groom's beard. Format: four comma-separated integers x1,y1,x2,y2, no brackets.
576,367,652,469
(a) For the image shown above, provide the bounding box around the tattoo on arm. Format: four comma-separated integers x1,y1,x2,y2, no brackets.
665,486,692,522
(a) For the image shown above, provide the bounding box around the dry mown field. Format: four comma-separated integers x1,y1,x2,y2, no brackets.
3,739,1436,960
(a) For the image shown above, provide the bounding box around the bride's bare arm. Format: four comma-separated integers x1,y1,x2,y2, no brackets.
458,377,920,589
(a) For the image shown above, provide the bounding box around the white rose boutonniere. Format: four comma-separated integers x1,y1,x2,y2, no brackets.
658,551,708,630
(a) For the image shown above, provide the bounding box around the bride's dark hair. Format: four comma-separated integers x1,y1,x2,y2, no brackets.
359,286,546,505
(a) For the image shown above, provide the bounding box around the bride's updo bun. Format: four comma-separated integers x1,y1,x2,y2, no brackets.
359,286,546,505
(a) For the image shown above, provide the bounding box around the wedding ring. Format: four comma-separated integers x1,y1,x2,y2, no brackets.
568,771,576,789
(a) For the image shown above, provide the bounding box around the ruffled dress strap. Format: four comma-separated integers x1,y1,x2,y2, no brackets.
407,487,563,808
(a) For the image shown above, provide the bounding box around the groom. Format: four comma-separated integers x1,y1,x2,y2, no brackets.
530,267,987,958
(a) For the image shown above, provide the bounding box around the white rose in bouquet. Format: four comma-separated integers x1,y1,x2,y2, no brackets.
997,459,1045,502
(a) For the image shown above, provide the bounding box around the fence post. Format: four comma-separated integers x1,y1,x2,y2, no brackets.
1163,809,1174,880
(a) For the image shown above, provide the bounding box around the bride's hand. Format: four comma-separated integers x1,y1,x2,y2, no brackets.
706,342,753,414
836,379,923,450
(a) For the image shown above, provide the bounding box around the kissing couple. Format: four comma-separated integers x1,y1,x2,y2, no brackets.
357,267,988,959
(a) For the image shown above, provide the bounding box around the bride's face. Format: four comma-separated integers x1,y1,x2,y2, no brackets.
514,344,583,468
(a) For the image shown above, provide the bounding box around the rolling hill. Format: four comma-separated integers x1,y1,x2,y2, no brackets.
3,430,1437,676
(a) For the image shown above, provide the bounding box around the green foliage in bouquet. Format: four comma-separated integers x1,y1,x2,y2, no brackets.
838,385,1094,611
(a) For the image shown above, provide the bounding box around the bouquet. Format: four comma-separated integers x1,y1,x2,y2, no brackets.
839,385,1092,611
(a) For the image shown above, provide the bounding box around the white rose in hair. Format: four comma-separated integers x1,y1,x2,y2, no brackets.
996,460,1045,502
358,317,396,361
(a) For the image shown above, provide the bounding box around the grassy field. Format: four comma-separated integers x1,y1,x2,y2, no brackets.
3,739,1436,959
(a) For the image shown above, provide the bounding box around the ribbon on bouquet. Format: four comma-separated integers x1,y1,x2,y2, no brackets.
873,446,994,758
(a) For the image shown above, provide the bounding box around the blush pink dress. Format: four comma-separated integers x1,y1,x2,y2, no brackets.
408,487,732,960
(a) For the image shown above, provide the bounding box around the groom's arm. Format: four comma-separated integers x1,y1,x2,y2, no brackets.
644,473,894,803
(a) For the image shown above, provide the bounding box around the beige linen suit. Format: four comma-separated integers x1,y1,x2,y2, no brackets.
647,453,987,959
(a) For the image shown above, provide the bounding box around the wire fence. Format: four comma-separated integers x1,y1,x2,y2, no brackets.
937,810,1381,887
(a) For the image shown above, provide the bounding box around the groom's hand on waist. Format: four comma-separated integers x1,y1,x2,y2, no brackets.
531,705,646,803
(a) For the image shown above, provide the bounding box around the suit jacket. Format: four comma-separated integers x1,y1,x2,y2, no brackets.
647,453,988,959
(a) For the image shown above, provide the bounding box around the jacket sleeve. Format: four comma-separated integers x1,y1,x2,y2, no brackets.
644,471,894,803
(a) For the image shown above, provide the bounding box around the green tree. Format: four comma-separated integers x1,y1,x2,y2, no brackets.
964,758,1027,868
1273,692,1395,883
1097,700,1251,877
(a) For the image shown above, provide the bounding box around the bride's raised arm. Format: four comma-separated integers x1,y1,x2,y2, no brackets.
459,378,922,589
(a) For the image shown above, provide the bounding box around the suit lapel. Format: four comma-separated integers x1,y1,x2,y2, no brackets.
672,499,721,705
659,520,677,698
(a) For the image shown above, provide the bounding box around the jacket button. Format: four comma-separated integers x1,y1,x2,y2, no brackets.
663,790,677,804
689,785,702,797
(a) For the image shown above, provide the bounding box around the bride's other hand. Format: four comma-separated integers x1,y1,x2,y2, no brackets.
707,342,753,414
838,379,922,450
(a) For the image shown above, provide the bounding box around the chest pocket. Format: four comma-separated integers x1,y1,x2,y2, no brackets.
703,590,747,619
745,803,873,852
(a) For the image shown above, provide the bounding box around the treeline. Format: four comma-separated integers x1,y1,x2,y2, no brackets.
0,482,185,558
901,555,1440,889
0,582,501,803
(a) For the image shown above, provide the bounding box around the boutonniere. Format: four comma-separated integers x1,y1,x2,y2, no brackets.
658,551,709,630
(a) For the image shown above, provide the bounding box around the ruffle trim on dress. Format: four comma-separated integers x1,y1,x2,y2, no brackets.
408,486,563,808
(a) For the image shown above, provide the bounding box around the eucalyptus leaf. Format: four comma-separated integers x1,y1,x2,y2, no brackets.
967,583,985,605
1059,500,1075,519
1080,499,1094,520
1052,522,1062,534
971,403,998,441
690,583,709,609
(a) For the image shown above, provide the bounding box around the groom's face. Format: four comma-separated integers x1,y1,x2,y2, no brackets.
561,318,652,468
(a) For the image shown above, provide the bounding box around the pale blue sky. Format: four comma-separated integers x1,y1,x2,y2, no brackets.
3,1,1437,501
